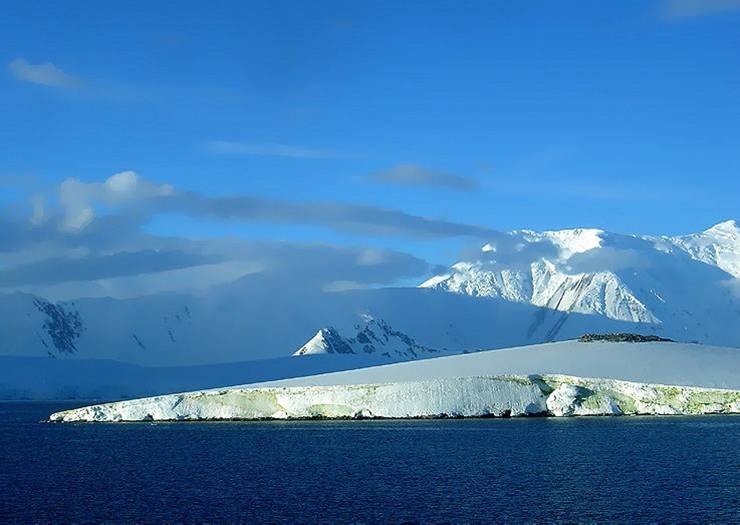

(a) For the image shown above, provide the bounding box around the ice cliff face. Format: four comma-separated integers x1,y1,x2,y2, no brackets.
49,374,740,422
293,318,444,359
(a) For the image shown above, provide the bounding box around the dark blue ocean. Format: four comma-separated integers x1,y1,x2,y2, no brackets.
1,402,738,523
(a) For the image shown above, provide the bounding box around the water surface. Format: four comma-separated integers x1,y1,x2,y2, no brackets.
1,402,738,522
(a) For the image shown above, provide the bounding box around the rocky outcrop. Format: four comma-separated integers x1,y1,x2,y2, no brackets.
578,333,674,343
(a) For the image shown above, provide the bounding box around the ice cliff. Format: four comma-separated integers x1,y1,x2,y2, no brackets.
49,374,740,422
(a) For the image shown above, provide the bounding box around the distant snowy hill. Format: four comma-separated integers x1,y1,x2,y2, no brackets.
269,339,740,391
293,317,445,359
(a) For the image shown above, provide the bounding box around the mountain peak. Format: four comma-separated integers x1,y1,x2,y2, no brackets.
293,327,354,356
293,318,444,359
540,227,604,258
705,220,738,235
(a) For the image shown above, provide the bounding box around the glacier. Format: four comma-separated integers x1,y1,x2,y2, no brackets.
49,340,740,421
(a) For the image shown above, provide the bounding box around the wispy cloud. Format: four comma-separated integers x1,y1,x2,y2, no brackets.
8,58,80,88
51,171,495,239
204,141,346,159
167,191,496,239
662,0,740,19
369,164,479,192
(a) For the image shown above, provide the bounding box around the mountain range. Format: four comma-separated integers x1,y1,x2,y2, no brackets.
1,220,738,398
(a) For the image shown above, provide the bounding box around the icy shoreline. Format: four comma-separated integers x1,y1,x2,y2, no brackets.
49,374,740,422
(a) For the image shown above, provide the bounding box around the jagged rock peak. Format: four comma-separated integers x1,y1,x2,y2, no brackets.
293,317,443,359
293,327,354,356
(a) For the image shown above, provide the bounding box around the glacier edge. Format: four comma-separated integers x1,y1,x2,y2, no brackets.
49,374,740,422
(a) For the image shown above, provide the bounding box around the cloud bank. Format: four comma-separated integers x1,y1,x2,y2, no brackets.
0,171,500,299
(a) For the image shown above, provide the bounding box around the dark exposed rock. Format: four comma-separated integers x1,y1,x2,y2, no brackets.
33,298,84,355
578,333,674,343
319,327,355,354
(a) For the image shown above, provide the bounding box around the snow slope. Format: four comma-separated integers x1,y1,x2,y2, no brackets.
665,220,740,278
49,340,740,421
264,340,740,390
422,259,658,323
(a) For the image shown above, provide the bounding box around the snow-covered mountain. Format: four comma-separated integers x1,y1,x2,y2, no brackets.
663,219,740,278
293,317,444,359
421,221,740,338
1,221,738,384
422,258,658,324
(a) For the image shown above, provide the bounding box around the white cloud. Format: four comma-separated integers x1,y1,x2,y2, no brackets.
662,0,740,19
59,171,173,231
8,58,79,88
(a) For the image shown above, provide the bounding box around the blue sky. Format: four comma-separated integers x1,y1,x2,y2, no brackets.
0,0,739,297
